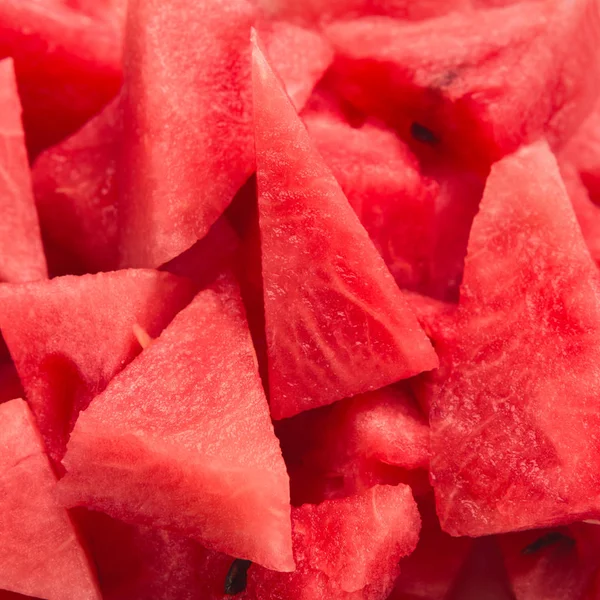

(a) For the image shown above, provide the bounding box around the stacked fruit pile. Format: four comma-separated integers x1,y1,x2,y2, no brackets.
2,0,600,598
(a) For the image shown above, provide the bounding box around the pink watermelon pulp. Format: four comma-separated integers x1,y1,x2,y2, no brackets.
59,275,294,572
0,399,100,600
253,33,438,420
430,141,600,535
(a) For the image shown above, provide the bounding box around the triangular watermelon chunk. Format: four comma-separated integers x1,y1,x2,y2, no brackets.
59,275,294,572
252,36,438,419
0,58,47,283
0,399,100,600
0,0,122,156
245,484,420,599
32,97,121,275
325,0,600,169
430,141,600,536
0,270,195,463
118,0,255,268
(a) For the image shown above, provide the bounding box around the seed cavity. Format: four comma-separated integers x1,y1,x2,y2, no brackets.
224,558,252,595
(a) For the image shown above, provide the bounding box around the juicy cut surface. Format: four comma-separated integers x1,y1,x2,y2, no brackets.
60,276,294,572
430,141,600,535
253,35,438,420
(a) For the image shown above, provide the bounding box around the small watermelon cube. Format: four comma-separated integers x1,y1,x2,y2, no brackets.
59,275,294,572
0,399,101,600
245,484,421,599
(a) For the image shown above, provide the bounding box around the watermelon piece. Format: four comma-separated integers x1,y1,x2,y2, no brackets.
559,101,600,207
325,0,600,170
0,399,100,600
0,0,122,157
260,21,333,111
258,0,470,25
498,525,600,600
32,97,121,276
430,141,600,536
0,270,195,463
118,0,255,268
75,508,233,600
59,275,294,572
252,35,438,419
245,485,421,599
390,494,473,600
445,537,514,600
304,113,438,293
160,216,240,289
276,384,429,504
0,59,47,283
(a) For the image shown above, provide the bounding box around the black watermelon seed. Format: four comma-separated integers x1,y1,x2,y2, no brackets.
224,559,252,595
410,122,440,145
521,531,575,555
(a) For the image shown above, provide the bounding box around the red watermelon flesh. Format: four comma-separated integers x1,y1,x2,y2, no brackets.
445,537,515,600
430,141,600,536
118,0,255,268
558,161,600,268
0,270,195,464
390,494,473,600
59,275,294,572
160,216,240,290
304,113,438,294
559,101,600,207
258,0,470,25
0,399,101,600
325,0,600,171
0,0,122,157
74,508,234,600
32,96,121,276
252,35,438,420
0,361,24,406
276,384,430,505
260,21,333,111
498,525,600,600
0,58,47,284
244,484,421,600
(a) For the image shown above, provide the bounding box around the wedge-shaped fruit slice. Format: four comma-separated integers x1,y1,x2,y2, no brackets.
0,270,195,463
0,59,47,283
326,0,600,169
0,0,122,156
119,0,255,268
245,484,420,599
0,399,100,600
430,141,600,535
252,37,438,420
32,97,121,275
59,276,294,572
